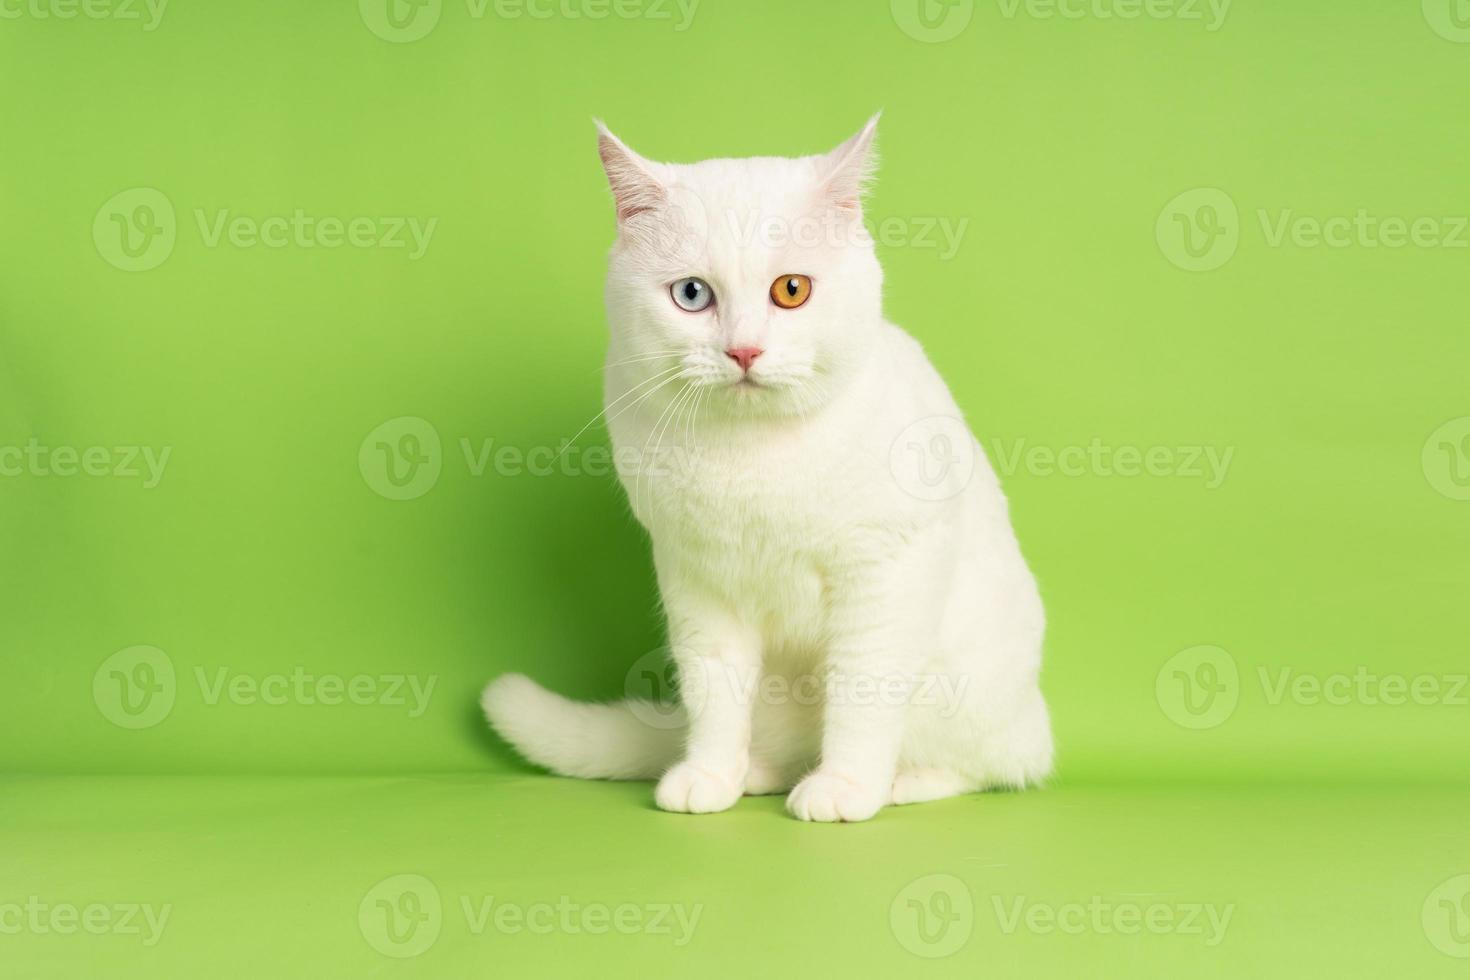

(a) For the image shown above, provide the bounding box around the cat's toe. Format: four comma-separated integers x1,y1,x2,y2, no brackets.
785,771,886,823
655,762,742,814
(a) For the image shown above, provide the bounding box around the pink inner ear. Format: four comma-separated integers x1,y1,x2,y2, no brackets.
613,198,656,222
834,149,876,210
822,117,880,215
598,135,665,224
830,191,864,215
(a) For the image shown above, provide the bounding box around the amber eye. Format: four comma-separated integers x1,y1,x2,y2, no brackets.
770,275,813,310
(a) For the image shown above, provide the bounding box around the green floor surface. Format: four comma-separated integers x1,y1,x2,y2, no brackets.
4,774,1467,978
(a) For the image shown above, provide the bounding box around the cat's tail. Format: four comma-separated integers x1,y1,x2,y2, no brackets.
480,673,684,780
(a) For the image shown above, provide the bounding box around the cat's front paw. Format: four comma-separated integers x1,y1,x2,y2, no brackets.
786,770,887,823
655,762,743,814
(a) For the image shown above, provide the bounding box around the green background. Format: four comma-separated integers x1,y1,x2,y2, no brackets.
2,0,1467,976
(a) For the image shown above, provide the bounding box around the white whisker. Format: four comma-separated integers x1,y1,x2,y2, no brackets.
635,380,694,515
554,365,681,461
603,368,684,432
602,350,686,372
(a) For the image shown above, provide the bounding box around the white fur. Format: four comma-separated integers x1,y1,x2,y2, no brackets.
483,117,1053,821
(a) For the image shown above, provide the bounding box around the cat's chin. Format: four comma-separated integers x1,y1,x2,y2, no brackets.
721,377,787,403
702,379,822,423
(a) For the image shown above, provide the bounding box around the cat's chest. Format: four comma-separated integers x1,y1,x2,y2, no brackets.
636,438,864,629
643,436,860,547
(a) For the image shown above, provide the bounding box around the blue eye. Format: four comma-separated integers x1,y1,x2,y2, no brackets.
670,277,714,312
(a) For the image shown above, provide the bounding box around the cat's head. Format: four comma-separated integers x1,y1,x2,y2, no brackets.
597,116,884,421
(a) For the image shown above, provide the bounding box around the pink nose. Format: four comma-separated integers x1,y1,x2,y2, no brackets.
726,347,763,373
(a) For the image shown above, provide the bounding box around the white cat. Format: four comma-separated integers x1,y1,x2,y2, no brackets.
483,116,1053,822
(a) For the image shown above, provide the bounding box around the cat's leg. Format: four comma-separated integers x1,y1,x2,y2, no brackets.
786,566,914,823
743,760,801,796
744,669,821,795
653,590,761,815
890,768,973,806
970,686,1055,790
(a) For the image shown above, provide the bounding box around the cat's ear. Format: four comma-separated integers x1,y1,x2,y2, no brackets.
595,121,667,223
819,113,881,214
